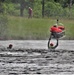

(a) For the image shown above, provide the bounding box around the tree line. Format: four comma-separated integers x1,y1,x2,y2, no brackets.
0,0,74,18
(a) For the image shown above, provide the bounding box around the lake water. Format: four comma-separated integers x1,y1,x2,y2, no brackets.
0,40,74,75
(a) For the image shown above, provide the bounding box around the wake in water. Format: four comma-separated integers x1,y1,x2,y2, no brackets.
0,40,74,74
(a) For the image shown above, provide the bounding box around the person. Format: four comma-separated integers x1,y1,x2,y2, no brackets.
28,7,33,18
7,44,13,49
50,39,58,49
50,24,62,33
50,24,65,38
50,42,54,47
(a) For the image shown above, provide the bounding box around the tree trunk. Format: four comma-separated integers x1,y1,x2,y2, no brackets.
42,0,44,18
70,0,72,8
20,0,25,17
69,0,73,17
0,2,4,13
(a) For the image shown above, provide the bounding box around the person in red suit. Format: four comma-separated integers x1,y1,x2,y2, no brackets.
28,7,33,18
50,24,65,38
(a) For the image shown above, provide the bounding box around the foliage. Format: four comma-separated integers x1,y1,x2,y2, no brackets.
33,0,42,18
45,2,63,17
0,0,74,18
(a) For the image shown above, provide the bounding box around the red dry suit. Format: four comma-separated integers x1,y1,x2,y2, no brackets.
50,26,63,33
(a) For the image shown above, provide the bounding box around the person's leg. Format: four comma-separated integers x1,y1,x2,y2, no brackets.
56,31,65,38
51,32,57,38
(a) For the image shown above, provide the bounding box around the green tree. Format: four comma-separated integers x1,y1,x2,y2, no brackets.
33,0,42,18
45,2,63,17
0,0,5,2
42,0,45,18
0,0,5,13
20,0,25,16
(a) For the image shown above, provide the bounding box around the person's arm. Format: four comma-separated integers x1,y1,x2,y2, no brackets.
58,26,65,30
54,39,58,48
52,39,58,49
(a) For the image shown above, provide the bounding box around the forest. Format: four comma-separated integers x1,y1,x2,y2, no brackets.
0,0,74,40
0,0,74,18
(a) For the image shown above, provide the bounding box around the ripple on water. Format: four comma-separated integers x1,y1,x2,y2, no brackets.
0,49,74,74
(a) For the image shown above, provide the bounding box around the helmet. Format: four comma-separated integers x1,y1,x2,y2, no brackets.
9,44,13,49
53,24,57,27
50,42,54,46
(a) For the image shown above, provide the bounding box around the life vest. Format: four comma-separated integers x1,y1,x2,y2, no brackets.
50,26,62,33
58,26,65,30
